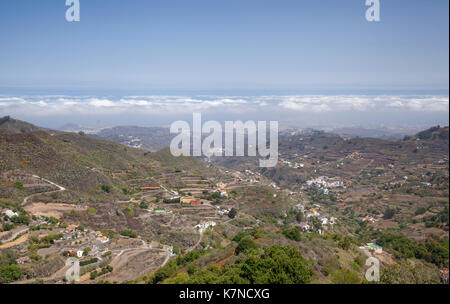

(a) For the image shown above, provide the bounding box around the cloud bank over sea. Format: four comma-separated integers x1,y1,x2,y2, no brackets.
0,94,448,130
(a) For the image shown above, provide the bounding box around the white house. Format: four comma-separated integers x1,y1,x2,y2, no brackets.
167,246,177,257
76,250,84,258
96,236,110,244
4,210,18,218
299,223,310,231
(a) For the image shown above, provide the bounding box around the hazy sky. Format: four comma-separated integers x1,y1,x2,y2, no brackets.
0,1,448,130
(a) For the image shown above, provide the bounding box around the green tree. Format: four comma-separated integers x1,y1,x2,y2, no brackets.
139,201,149,209
83,247,91,256
101,184,111,193
235,238,258,255
228,208,237,219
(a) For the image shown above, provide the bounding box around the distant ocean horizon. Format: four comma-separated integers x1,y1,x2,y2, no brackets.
0,87,448,98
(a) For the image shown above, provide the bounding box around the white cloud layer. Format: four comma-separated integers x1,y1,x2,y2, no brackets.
0,94,448,117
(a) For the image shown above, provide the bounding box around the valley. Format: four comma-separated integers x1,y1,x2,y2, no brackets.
0,116,448,284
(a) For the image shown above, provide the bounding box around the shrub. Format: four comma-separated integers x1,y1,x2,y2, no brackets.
124,206,134,216
0,264,21,283
415,207,427,216
329,269,361,284
101,185,111,193
87,207,97,215
282,227,302,241
101,251,112,258
80,258,98,266
338,237,352,250
120,230,137,238
235,238,258,255
383,207,396,219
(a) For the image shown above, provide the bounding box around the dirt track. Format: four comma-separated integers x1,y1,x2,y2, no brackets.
0,233,29,249
21,175,66,206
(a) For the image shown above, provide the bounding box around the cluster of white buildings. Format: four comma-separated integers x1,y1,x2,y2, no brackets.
346,151,361,159
195,221,216,233
306,211,335,226
299,205,337,234
305,176,344,191
119,135,143,149
238,170,262,184
69,244,109,259
280,159,304,169
217,208,230,216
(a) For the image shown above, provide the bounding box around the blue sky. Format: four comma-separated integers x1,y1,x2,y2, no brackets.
0,0,448,92
0,1,448,130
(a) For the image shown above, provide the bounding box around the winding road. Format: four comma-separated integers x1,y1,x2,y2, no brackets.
0,226,29,244
21,175,66,206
